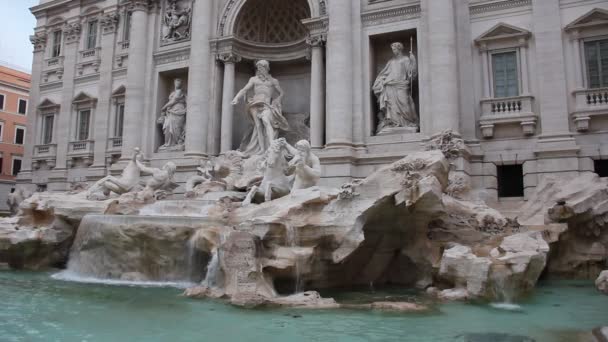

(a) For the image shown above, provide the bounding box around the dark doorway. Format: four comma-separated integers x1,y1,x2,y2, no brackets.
595,160,608,177
497,164,524,198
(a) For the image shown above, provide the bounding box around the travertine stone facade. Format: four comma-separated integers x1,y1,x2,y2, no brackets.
21,0,608,199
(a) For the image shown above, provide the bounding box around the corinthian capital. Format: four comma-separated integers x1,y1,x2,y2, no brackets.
62,22,82,44
306,34,326,47
100,12,120,35
30,33,47,52
218,52,241,64
127,0,158,12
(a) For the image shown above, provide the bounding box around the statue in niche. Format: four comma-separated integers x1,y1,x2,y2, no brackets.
157,78,187,151
232,60,290,156
372,41,419,134
162,0,192,42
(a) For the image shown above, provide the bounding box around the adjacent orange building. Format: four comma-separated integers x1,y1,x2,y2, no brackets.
0,63,29,214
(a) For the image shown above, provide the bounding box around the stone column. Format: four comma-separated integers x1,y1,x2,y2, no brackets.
532,0,571,136
21,33,47,175
425,0,460,133
185,0,213,157
519,40,530,95
325,0,353,148
219,53,240,153
55,22,81,169
121,0,149,158
91,12,119,168
308,36,325,149
480,47,490,98
570,31,583,89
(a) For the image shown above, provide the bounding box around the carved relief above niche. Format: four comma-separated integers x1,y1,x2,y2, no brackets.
161,0,192,45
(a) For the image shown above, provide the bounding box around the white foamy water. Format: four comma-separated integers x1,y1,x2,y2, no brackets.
490,302,524,311
52,271,195,289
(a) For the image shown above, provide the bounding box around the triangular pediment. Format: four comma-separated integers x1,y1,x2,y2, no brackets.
475,23,530,44
72,92,97,105
111,85,125,97
565,8,608,30
38,98,59,110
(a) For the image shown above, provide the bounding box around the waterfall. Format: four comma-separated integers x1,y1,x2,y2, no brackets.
286,224,303,294
202,249,221,288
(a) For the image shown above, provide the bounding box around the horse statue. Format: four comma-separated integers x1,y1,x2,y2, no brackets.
243,139,292,205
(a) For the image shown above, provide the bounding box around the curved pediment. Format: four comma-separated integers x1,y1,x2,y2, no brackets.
475,22,531,45
565,8,608,31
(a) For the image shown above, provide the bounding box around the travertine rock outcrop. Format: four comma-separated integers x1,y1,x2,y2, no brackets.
519,174,608,278
597,270,608,295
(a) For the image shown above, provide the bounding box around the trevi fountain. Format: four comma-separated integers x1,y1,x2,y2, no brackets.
4,0,608,340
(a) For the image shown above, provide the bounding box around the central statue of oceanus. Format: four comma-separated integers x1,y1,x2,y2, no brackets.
232,60,290,156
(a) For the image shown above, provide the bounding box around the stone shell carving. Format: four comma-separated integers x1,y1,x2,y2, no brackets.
234,0,310,44
425,130,466,161
161,0,192,44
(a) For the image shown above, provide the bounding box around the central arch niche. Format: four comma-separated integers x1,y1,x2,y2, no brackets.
227,0,314,150
234,0,310,44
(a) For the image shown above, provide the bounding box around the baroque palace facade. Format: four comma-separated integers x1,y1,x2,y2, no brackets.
21,0,608,199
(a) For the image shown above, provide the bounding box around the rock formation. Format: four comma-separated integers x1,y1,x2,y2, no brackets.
597,270,608,295
2,146,607,307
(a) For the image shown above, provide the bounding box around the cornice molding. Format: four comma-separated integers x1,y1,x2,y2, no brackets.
361,4,421,27
469,0,532,15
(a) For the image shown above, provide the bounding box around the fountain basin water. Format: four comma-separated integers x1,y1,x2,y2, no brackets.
2,272,607,342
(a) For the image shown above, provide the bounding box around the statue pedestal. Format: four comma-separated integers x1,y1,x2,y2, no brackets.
377,126,419,136
158,144,185,153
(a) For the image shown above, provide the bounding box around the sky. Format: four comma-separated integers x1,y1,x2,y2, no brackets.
0,0,39,72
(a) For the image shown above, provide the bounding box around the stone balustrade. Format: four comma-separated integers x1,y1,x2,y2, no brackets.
34,144,57,157
572,88,608,132
45,56,64,69
107,137,123,152
80,48,101,59
479,95,537,138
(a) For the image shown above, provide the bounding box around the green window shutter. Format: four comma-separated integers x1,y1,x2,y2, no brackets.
493,52,519,98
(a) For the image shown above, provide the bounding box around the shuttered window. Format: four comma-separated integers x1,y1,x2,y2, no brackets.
86,20,98,50
585,39,608,89
43,115,54,144
115,103,124,137
492,51,519,98
77,110,90,141
52,30,62,57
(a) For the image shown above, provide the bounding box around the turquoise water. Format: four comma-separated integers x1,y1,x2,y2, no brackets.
1,271,607,342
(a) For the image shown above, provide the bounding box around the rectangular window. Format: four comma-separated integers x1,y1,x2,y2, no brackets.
43,115,54,144
0,157,3,174
115,103,124,137
11,157,22,176
0,122,3,142
14,127,25,145
497,164,524,198
585,39,608,89
52,30,62,57
18,99,27,115
124,11,132,41
77,109,91,141
492,51,519,98
0,94,4,110
86,20,98,50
